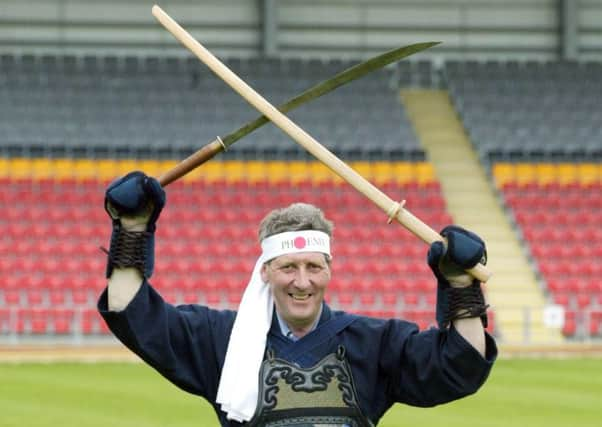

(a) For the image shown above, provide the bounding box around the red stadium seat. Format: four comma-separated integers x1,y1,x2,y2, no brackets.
3,290,22,306
182,292,200,305
413,278,433,293
204,292,222,307
553,293,570,307
26,290,44,307
359,292,376,307
24,308,50,334
403,293,420,307
226,291,242,308
589,320,600,336
381,292,399,308
81,309,100,334
49,291,66,306
562,319,576,337
52,308,75,334
30,318,48,334
576,294,591,309
546,278,563,293
584,280,601,295
71,290,90,306
336,292,355,307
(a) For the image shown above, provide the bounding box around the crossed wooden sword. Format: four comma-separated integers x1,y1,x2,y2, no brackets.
151,5,491,282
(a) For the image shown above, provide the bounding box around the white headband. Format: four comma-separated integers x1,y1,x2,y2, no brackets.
261,230,331,261
216,230,331,422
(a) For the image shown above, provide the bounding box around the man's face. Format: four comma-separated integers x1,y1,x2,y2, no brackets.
261,252,331,332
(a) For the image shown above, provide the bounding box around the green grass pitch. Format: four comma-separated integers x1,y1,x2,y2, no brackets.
0,358,600,427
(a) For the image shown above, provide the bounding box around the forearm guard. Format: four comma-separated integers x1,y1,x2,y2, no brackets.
439,281,489,329
105,226,155,279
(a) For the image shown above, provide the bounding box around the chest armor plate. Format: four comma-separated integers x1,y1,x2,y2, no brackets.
248,347,373,427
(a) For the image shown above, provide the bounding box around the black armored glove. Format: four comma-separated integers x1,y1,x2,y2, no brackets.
104,171,166,279
427,225,489,329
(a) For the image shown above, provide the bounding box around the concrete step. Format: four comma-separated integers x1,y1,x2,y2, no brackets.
489,296,539,308
497,328,563,344
445,194,502,207
486,258,532,271
487,285,541,295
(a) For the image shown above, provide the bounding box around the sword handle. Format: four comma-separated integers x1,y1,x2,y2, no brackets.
157,137,225,187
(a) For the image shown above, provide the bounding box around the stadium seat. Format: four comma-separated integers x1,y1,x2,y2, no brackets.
182,292,200,305
203,292,223,307
359,292,376,307
562,319,577,337
576,294,591,309
48,291,66,306
336,292,355,308
403,293,420,307
2,290,22,306
553,293,570,308
381,292,399,308
26,290,44,307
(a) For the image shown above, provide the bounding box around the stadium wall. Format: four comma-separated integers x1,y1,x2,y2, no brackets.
2,0,602,60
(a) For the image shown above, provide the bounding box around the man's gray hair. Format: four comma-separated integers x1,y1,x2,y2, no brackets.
258,203,334,242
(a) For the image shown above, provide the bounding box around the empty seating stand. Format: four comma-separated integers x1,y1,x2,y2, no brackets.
0,53,425,162
445,60,602,163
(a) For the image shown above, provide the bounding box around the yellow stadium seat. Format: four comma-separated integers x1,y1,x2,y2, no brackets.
244,161,267,183
30,158,54,180
415,162,435,184
556,163,577,186
8,158,32,179
222,161,246,184
309,162,334,184
492,163,515,187
514,163,536,186
266,161,289,184
115,160,140,177
73,159,98,180
577,163,600,185
391,162,415,184
535,163,557,185
136,160,164,179
372,162,394,185
96,160,120,181
288,161,309,183
53,158,77,180
0,157,9,178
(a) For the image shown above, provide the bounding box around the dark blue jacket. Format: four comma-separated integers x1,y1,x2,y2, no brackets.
98,281,497,426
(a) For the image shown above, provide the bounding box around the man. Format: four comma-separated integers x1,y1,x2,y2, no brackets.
98,171,497,427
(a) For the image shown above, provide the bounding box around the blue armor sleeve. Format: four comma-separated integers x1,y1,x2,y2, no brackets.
97,281,235,401
383,322,497,408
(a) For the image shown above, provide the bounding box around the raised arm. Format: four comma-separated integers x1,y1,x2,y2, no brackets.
98,173,234,398
103,171,166,311
427,226,490,356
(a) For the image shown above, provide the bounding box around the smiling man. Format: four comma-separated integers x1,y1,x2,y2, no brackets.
98,171,497,427
262,251,329,337
260,230,331,339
